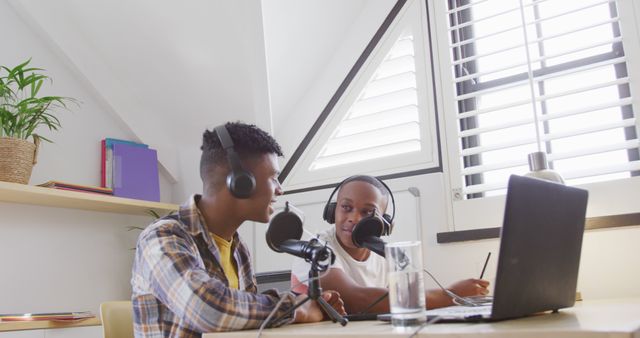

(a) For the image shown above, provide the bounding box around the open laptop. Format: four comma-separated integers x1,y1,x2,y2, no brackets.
419,174,589,322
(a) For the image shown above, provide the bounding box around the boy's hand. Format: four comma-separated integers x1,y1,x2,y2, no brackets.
294,291,345,323
448,278,490,297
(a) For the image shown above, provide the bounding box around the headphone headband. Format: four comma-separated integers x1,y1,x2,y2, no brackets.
215,125,235,153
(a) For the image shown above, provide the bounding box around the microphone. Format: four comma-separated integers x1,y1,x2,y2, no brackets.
266,202,335,270
351,215,387,257
265,201,304,253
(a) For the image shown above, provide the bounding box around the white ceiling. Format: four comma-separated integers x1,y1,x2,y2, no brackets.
7,0,393,183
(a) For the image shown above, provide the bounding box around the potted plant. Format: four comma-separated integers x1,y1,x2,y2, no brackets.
0,58,76,184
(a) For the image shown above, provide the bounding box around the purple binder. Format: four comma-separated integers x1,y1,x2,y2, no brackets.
112,143,160,201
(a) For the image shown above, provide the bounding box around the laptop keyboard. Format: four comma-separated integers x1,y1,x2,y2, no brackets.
426,304,492,318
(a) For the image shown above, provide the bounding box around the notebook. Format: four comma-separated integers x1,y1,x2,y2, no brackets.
112,143,160,201
422,175,589,322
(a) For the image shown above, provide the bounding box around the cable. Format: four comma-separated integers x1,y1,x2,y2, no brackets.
422,269,486,307
408,315,442,338
256,295,288,338
256,272,329,338
356,291,389,315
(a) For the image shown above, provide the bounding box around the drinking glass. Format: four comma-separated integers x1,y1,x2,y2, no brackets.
385,241,426,327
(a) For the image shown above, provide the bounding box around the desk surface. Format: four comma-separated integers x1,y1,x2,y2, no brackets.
204,298,640,338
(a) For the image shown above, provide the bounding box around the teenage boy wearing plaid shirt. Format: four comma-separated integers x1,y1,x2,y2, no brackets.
131,122,344,337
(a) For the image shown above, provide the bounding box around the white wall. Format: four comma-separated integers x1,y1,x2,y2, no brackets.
0,1,173,316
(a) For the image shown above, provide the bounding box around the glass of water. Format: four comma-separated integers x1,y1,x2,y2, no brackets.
385,241,426,327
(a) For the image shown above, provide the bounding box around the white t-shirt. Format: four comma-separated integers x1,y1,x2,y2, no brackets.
291,227,387,292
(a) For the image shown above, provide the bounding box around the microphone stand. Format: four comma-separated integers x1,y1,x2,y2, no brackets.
275,253,348,326
295,268,348,326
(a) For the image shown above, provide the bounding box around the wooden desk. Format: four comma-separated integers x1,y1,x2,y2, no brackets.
204,298,640,338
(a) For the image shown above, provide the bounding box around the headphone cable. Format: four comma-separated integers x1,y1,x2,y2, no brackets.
422,268,485,307
356,291,389,315
256,271,330,338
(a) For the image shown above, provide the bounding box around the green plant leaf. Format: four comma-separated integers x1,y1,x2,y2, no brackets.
0,59,77,142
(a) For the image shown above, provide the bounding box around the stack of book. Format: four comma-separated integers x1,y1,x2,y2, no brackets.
0,311,95,322
38,181,113,195
100,138,160,201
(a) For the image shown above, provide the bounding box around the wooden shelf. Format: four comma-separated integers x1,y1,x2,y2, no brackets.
0,317,101,332
0,181,178,216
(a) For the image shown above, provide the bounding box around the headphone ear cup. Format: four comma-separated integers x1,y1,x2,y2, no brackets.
227,171,256,199
382,213,394,235
323,202,337,224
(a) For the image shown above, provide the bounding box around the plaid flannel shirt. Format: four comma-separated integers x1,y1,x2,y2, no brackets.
131,195,296,337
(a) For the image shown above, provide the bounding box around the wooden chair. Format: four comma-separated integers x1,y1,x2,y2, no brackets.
99,301,134,338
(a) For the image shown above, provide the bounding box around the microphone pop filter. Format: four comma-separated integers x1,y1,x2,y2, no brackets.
266,202,304,252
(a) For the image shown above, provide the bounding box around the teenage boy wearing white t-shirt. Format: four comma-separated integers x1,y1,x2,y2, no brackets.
291,175,489,314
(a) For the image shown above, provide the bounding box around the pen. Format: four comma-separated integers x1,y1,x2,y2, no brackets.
479,252,491,279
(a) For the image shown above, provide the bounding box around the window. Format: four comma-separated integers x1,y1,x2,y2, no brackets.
435,0,640,229
310,31,421,171
283,0,440,192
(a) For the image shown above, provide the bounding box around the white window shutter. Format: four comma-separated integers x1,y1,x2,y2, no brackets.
443,0,640,198
283,0,440,192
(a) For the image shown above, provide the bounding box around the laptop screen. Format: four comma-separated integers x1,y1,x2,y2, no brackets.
490,175,589,320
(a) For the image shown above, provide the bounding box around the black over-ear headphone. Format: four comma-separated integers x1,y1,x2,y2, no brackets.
214,124,256,199
322,175,396,235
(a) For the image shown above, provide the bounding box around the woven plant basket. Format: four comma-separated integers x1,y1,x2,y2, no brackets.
0,137,39,184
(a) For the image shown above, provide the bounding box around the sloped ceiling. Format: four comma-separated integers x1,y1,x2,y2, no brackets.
262,0,368,130
8,0,391,184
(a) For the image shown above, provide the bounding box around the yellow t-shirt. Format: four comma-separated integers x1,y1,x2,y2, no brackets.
210,232,239,289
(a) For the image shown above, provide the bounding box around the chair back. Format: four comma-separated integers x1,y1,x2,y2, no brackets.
100,301,134,338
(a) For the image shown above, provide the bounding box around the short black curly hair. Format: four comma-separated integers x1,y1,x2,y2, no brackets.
339,175,389,198
200,121,283,182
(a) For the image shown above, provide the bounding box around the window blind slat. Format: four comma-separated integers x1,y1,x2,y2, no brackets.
337,105,419,137
460,137,537,157
449,6,521,32
535,77,629,102
454,38,623,83
350,88,417,118
461,139,639,176
542,118,636,142
311,140,421,171
539,98,634,122
457,99,531,120
363,72,416,99
462,160,640,195
562,160,640,180
450,16,619,51
547,139,639,162
452,36,622,67
454,58,627,102
323,122,420,156
459,98,633,138
458,117,532,138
